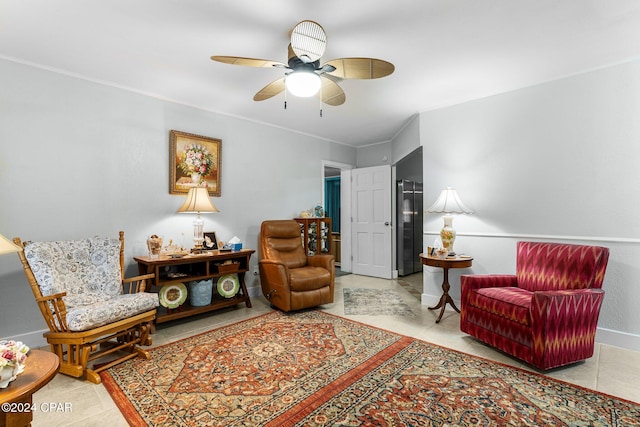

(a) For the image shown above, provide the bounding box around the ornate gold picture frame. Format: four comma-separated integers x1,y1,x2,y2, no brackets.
169,130,221,196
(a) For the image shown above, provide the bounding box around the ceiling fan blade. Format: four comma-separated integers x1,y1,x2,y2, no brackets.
323,58,395,79
320,76,346,106
211,56,287,68
253,77,286,101
290,20,327,63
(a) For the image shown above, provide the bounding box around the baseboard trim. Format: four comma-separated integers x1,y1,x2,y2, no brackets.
5,329,48,350
596,327,640,352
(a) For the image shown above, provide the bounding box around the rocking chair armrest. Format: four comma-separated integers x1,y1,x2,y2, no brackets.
35,292,69,333
122,273,155,293
36,291,67,304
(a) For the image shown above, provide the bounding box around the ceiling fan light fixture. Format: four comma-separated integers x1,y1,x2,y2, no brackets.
285,71,321,97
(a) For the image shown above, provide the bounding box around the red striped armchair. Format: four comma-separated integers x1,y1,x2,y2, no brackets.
460,241,609,370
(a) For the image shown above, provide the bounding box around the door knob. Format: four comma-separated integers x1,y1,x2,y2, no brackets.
384,222,390,226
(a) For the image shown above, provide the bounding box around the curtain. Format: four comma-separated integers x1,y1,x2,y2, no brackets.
324,177,340,232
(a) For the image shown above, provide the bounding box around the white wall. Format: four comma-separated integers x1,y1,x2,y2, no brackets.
419,59,640,351
356,141,392,168
391,114,420,165
0,59,356,346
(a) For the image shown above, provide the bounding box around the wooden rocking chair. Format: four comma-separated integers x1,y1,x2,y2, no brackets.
14,231,159,384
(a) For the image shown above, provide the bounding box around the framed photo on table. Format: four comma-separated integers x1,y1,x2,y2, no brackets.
203,232,218,250
169,130,222,196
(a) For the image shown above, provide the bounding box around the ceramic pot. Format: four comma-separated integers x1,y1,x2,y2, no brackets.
0,365,17,388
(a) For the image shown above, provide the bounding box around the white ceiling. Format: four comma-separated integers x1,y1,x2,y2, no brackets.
2,1,640,147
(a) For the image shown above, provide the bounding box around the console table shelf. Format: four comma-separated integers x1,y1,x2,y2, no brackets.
134,249,254,325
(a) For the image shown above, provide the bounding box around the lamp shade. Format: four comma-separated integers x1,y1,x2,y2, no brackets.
176,187,219,214
426,187,473,214
0,233,22,255
285,71,321,97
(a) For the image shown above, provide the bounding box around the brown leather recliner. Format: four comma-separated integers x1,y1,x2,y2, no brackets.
259,220,335,312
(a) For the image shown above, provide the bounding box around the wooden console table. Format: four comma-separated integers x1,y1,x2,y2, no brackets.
134,249,254,326
420,254,473,323
0,350,59,427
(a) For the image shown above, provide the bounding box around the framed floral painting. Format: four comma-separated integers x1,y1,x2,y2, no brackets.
169,130,222,196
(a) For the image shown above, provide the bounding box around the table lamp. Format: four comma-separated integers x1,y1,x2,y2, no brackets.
0,233,22,254
426,186,473,254
177,187,219,251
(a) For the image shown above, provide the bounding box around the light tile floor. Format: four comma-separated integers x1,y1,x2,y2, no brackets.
30,273,640,426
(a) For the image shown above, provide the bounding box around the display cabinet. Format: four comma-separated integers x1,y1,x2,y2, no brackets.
294,217,332,256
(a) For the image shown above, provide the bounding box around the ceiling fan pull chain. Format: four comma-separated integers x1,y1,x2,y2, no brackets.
319,83,323,117
284,84,288,110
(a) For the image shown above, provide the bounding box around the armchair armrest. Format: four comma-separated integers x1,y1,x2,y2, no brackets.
461,274,517,308
35,291,69,333
461,274,518,291
531,288,605,368
259,259,291,291
307,254,335,270
122,273,155,293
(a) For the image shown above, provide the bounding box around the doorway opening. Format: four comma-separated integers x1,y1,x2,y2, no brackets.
394,147,423,295
322,161,353,271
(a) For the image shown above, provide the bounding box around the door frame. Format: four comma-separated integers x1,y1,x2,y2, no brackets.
321,160,397,277
321,160,354,270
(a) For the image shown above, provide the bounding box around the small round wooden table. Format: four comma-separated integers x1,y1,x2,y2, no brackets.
420,253,473,323
0,350,59,427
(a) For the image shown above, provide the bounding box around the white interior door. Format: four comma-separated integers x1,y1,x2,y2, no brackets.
351,165,392,278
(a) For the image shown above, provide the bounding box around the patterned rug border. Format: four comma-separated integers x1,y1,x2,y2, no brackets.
319,310,640,407
100,309,640,426
101,310,280,427
328,310,640,408
101,373,146,426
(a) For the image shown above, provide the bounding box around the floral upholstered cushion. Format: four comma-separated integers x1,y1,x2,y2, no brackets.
65,292,159,332
24,237,123,306
24,236,159,331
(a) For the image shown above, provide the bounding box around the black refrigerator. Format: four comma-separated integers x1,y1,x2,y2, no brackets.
397,180,423,276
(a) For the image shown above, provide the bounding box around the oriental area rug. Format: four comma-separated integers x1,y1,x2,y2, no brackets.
101,310,640,426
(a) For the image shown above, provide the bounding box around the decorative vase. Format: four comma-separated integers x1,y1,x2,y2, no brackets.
191,173,201,185
147,235,163,259
0,365,17,388
440,215,456,253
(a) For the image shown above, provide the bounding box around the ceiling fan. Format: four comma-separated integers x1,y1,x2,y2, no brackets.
211,20,395,110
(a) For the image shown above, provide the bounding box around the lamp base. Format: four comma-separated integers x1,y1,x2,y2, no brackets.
440,215,456,253
192,214,204,250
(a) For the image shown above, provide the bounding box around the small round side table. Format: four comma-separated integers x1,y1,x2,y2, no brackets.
0,350,59,427
419,253,473,323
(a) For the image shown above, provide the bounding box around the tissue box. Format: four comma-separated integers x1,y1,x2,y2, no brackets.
230,243,242,251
